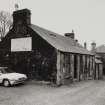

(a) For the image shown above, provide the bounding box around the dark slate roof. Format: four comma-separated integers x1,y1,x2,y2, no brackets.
30,24,93,55
96,45,105,53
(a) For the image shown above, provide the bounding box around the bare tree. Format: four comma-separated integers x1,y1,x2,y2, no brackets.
0,11,12,40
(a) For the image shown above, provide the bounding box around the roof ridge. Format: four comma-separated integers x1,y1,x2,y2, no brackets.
30,24,93,55
31,24,81,46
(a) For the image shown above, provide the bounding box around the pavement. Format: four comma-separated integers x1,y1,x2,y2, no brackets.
0,80,105,105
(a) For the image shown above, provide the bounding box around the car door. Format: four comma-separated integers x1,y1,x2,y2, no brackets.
0,70,3,83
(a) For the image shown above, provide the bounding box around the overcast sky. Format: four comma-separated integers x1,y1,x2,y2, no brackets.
0,0,105,49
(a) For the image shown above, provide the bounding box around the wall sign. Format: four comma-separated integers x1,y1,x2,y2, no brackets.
11,37,32,52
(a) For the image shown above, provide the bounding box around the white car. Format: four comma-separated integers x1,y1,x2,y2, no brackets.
0,67,27,87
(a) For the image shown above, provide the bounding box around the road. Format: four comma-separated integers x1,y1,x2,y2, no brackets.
0,80,105,105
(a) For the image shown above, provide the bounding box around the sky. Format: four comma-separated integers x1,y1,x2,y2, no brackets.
0,0,105,49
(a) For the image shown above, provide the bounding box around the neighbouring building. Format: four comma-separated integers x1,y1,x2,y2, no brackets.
91,42,103,79
0,8,95,85
95,55,103,79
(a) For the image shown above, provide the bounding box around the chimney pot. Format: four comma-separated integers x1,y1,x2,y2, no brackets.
84,42,87,49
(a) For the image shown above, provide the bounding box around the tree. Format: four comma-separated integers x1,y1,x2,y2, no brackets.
0,11,12,40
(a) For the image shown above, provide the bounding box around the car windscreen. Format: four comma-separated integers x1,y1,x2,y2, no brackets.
2,68,14,73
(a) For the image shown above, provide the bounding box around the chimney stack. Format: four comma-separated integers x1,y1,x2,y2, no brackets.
13,8,31,26
91,41,96,53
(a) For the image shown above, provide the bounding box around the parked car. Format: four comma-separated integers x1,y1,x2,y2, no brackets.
0,67,27,87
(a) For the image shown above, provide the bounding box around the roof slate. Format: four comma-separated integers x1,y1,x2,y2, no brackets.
30,24,93,55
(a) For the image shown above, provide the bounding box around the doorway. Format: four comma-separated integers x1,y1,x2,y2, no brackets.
74,54,78,79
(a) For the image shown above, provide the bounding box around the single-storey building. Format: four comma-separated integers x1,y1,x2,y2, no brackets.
91,42,104,79
0,9,95,85
95,55,103,79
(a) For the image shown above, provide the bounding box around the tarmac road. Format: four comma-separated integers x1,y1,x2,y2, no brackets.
0,80,105,105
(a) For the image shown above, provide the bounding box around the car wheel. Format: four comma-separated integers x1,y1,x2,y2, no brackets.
3,79,10,87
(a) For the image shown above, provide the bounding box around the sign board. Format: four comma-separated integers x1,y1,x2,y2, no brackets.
11,37,32,52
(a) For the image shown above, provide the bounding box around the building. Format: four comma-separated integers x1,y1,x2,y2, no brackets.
91,42,103,79
0,9,95,85
95,55,103,79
